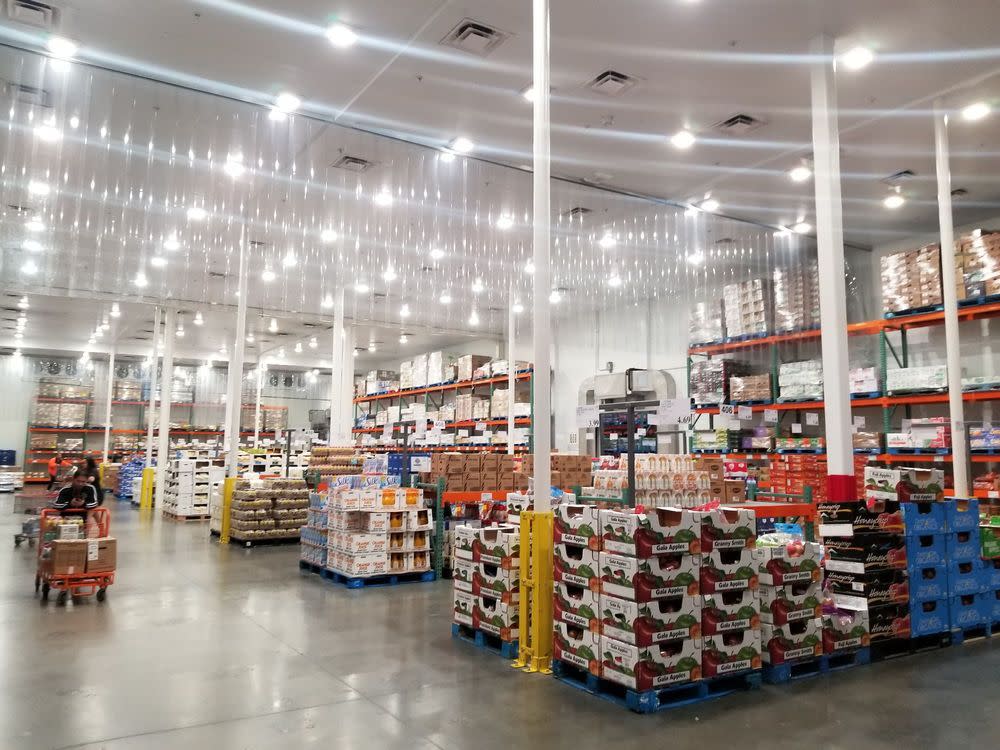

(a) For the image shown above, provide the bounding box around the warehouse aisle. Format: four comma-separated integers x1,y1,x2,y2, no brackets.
2,498,998,750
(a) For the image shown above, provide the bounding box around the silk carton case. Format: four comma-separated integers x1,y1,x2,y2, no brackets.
599,594,701,645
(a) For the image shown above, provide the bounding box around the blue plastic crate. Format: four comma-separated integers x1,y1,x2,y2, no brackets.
990,589,1000,623
902,502,947,536
944,499,980,533
945,528,982,563
949,593,990,630
909,598,950,637
948,559,990,596
984,558,1000,590
905,534,947,568
909,564,949,601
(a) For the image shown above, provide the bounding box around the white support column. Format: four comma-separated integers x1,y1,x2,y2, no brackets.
253,356,263,447
532,0,552,511
154,307,176,508
226,242,250,476
330,287,346,444
810,34,854,499
144,305,161,467
934,100,970,497
508,284,516,456
102,346,116,464
340,324,356,443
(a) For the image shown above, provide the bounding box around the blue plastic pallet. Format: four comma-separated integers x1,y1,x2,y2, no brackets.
730,400,772,407
958,294,1000,308
551,659,760,714
972,448,1000,456
870,632,951,662
887,447,951,455
776,448,826,454
762,648,870,684
884,304,944,319
851,391,883,400
450,623,519,659
724,332,770,343
853,448,881,455
326,569,436,589
950,623,995,645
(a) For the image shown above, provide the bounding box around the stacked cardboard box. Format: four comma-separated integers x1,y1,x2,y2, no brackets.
755,541,823,666
365,370,398,396
881,244,942,315
689,300,725,345
162,458,224,517
773,261,820,333
887,417,951,451
729,374,771,403
778,360,823,401
690,359,748,405
956,230,1000,300
229,478,310,543
520,453,592,491
307,446,359,481
471,525,520,642
850,367,879,396
886,365,947,394
723,278,772,338
457,355,491,382
424,452,518,492
411,354,428,388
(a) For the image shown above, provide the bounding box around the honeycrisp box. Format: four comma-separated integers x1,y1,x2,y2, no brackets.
599,595,701,646
600,636,702,690
599,552,701,601
599,508,700,557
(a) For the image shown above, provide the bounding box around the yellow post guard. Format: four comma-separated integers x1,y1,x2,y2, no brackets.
220,476,237,544
139,467,155,511
514,510,553,674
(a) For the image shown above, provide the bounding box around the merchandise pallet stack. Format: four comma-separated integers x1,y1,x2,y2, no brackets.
162,458,224,518
453,522,519,655
228,478,308,545
299,492,329,569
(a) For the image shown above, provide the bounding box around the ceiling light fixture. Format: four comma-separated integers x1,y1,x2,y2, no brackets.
495,215,514,230
471,278,484,293
25,217,45,232
309,336,318,349
134,272,148,287
294,342,303,354
282,250,297,268
352,349,359,358
521,85,536,102
883,188,905,210
193,311,204,326
598,233,617,249
525,260,535,274
439,152,456,164
34,123,62,143
186,205,207,221
320,228,338,243
12,349,21,358
792,221,812,234
261,267,276,282
320,295,333,308
269,318,279,333
789,165,812,183
373,190,394,207
399,334,408,344
512,302,524,314
469,310,480,326
450,136,475,154
686,251,705,266
275,92,301,113
700,198,720,212
224,153,246,178
22,239,43,252
608,273,623,288
69,116,80,129
961,101,991,122
670,130,696,150
840,46,874,71
163,235,180,251
46,36,78,59
439,292,452,305
326,23,358,48
382,266,397,282
549,290,562,304
21,259,38,275
268,108,287,122
150,255,167,268
246,332,255,343
28,180,50,197
429,247,445,260
110,303,121,317
355,281,370,294
17,296,29,310
367,342,376,353
400,304,411,318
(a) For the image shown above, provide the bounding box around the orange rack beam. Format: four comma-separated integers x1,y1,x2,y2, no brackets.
728,502,816,520
353,371,532,404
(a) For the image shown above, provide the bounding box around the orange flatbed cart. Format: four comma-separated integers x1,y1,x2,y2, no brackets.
36,507,115,605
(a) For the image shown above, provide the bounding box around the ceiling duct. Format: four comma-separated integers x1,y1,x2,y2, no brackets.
331,155,375,173
586,70,637,97
712,113,765,135
562,206,592,218
881,169,916,186
4,0,58,29
440,19,509,56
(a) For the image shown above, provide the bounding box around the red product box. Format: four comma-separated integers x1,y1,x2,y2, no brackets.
701,630,762,677
752,542,822,586
601,636,702,690
599,508,701,557
702,589,761,635
553,581,600,630
761,618,823,665
697,507,756,552
599,594,701,645
554,504,601,549
599,552,701,602
759,582,822,625
700,548,759,594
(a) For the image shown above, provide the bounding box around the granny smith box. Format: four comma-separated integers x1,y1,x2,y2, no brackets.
700,548,759,594
554,582,599,630
701,629,762,677
452,558,475,593
761,618,822,665
473,562,519,604
453,589,475,626
696,507,756,552
599,552,701,601
555,505,601,549
474,594,518,641
599,594,701,645
553,621,601,676
598,508,700,557
601,636,702,690
759,582,822,625
753,543,822,585
702,590,761,635
473,526,519,568
554,543,600,590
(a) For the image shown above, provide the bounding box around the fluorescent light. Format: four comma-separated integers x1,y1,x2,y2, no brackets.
268,108,287,122
549,290,561,304
789,165,812,183
282,250,297,268
24,217,44,232
12,349,21,358
309,336,317,349
277,347,286,359
429,247,445,260
383,266,397,281
700,198,720,212
840,46,874,71
34,123,62,143
261,267,276,282
17,297,28,309
320,228,338,243
326,23,358,48
186,205,207,221
367,342,376,353
373,190,394,207
150,255,167,268
670,130,695,149
194,312,204,326
134,272,148,287
773,226,791,236
469,310,480,326
439,152,456,163
521,85,535,102
686,251,705,266
524,261,535,274
163,235,180,251
110,303,121,318
684,205,699,217
883,193,905,209
224,153,246,178
495,215,514,230
792,222,812,234
175,326,184,338
28,180,50,197
22,239,43,252
294,342,303,353
321,294,333,308
400,304,411,318
275,92,301,113
608,274,623,288
269,318,279,333
598,233,617,249
246,332,255,343
439,292,452,305
69,116,80,129
450,136,475,154
512,302,524,314
15,332,25,340
47,36,78,59
962,102,991,122
352,349,359,357
471,278,484,293
399,334,408,344
354,281,370,293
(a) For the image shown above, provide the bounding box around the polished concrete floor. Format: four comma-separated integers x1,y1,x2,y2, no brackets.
3,495,998,750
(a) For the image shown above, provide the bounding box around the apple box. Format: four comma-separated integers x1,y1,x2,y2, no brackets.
990,590,1000,624
905,533,947,568
944,499,980,533
761,618,822,665
556,505,601,549
950,593,991,629
452,558,475,593
599,552,701,601
824,536,908,573
948,559,990,595
863,467,944,504
701,629,762,677
909,598,949,637
554,543,601,591
822,608,870,653
759,581,822,625
753,542,822,586
473,562,519,604
474,595,518,642
600,508,700,557
454,525,477,561
599,594,701,646
697,507,756,552
867,603,911,642
554,582,600,630
453,589,475,626
553,621,601,676
701,590,761,635
908,564,948,601
601,636,702,690
700,548,759,594
901,502,946,536
827,568,910,608
473,526,520,569
818,500,904,537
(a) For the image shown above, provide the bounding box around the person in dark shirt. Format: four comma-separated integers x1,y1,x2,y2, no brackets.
84,458,104,505
52,471,98,514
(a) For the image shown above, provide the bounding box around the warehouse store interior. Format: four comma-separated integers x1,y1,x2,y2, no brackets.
2,1,1000,748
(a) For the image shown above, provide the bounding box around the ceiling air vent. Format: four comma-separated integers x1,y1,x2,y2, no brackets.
440,19,509,56
951,188,968,198
5,0,58,29
586,70,637,97
332,155,375,173
6,203,31,213
881,169,916,187
562,206,592,218
248,239,270,248
8,82,51,108
712,113,765,135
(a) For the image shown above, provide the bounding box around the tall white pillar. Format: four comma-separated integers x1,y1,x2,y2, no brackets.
102,346,116,464
253,357,263,446
810,34,854,499
144,306,161,467
508,284,516,456
226,242,250,476
340,324,356,444
532,0,552,511
330,287,346,444
934,101,970,497
154,307,176,508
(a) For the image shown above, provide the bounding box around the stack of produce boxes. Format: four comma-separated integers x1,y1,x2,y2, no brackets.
903,494,950,637
754,537,824,668
563,505,703,690
942,499,992,637
553,505,603,675
472,525,520,644
698,508,762,676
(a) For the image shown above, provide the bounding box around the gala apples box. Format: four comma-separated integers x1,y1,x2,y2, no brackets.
701,629,762,677
553,621,601,675
759,581,822,625
761,618,822,665
701,590,761,635
599,552,701,602
599,507,700,557
599,594,701,646
554,582,599,630
700,548,759,594
555,504,601,548
554,543,600,590
601,636,702,690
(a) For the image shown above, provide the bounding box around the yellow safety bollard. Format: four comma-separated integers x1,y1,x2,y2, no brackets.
139,467,155,512
514,510,553,674
220,476,237,545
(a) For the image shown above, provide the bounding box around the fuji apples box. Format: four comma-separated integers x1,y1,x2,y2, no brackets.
599,507,700,557
822,607,870,653
864,467,945,503
601,636,702,690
